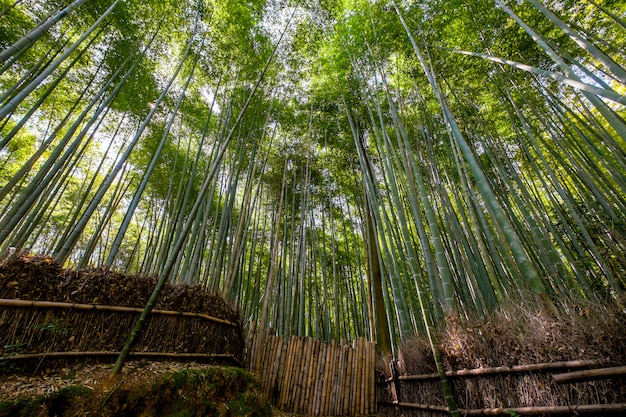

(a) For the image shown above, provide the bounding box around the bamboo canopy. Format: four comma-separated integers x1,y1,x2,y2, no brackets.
0,0,625,378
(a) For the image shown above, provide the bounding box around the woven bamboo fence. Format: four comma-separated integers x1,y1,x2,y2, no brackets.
378,358,626,416
0,298,244,372
246,330,377,416
0,255,245,372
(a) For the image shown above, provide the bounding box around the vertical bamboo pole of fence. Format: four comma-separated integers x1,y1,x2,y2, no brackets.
362,338,368,415
276,336,288,402
364,338,370,415
360,342,365,415
292,335,305,412
348,339,361,416
294,336,308,413
256,329,267,377
313,342,326,416
365,341,373,415
338,343,349,416
295,337,308,413
369,342,378,414
270,334,280,391
302,337,315,413
305,338,318,415
302,337,316,413
291,337,303,413
263,334,278,396
301,337,313,413
329,341,342,416
339,345,352,416
326,342,334,416
312,341,328,416
352,339,359,416
269,335,284,400
321,340,334,415
303,338,319,414
361,338,370,415
263,334,273,395
313,338,324,415
356,337,364,415
278,335,296,409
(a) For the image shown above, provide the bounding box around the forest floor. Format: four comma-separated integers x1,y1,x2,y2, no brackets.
0,360,209,401
0,361,271,417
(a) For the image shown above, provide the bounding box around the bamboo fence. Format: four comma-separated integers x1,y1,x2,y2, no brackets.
378,358,626,416
0,298,244,371
246,330,377,416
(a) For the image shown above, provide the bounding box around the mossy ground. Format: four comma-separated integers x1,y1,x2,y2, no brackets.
0,364,271,417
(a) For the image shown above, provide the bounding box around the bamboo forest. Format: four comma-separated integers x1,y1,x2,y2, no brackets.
0,0,625,361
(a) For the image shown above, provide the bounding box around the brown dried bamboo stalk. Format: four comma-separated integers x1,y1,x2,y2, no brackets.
0,298,238,326
552,365,626,384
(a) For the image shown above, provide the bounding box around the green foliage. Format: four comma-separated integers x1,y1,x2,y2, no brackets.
35,320,72,335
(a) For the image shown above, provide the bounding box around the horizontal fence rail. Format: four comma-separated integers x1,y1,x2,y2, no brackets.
247,331,377,416
0,298,238,326
1,351,242,366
